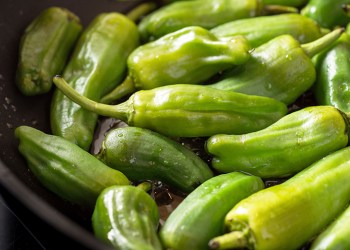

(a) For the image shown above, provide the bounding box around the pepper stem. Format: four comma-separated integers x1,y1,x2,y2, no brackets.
100,75,136,104
136,182,152,192
126,2,157,22
52,76,129,121
209,231,248,250
301,28,345,58
263,5,298,15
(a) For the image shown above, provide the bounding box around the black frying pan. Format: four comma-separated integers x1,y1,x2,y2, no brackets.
0,1,152,249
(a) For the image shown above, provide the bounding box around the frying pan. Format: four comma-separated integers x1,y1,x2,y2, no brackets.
0,0,152,249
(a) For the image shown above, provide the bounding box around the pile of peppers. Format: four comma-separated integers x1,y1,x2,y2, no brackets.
14,0,350,249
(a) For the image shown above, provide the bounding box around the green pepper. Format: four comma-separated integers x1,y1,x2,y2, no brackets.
100,26,251,103
96,126,213,193
16,7,82,96
159,172,264,250
310,204,350,250
209,146,350,250
206,106,349,178
208,28,344,105
210,13,324,48
313,27,350,113
301,0,350,29
261,0,307,7
92,183,162,250
15,126,130,207
53,76,288,137
50,12,139,151
138,0,298,41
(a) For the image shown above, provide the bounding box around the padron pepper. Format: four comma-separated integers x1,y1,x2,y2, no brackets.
210,13,324,48
96,126,213,193
313,26,350,113
137,0,298,41
15,126,130,207
92,183,162,250
208,28,344,105
159,172,264,250
209,146,350,250
100,26,251,103
301,0,350,29
53,76,288,138
261,0,307,7
50,12,139,151
310,204,350,250
206,106,350,178
16,7,82,95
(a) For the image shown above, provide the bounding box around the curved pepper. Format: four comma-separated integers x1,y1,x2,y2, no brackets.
206,106,349,178
15,126,130,207
209,146,350,250
159,172,264,250
96,126,213,193
50,12,139,151
16,7,82,96
310,204,350,250
301,0,350,29
138,0,298,41
210,13,324,48
208,28,344,105
100,26,251,103
313,28,350,113
53,76,288,137
92,183,162,250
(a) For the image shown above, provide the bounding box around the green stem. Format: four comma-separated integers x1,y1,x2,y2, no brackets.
52,76,129,121
100,75,136,104
209,231,248,250
136,182,152,192
301,28,345,58
263,5,298,15
126,2,157,22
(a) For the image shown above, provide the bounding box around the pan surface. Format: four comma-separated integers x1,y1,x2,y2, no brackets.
0,0,148,249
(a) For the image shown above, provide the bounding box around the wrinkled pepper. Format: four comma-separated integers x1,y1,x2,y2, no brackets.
301,0,350,29
50,12,139,151
208,28,344,105
210,13,324,48
206,106,349,178
96,126,213,193
138,0,297,41
159,172,264,250
310,204,350,250
92,183,162,250
313,26,350,113
209,146,350,250
53,76,287,137
16,7,82,96
100,26,251,103
15,126,130,207
53,76,288,137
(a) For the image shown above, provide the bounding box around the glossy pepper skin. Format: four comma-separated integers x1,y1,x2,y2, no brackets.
206,106,349,178
209,146,350,250
53,76,288,138
50,12,139,151
96,126,213,193
313,31,350,112
15,126,130,207
159,172,264,250
100,26,251,103
301,0,350,29
210,13,323,48
92,184,162,250
310,204,350,250
16,7,82,96
208,28,344,105
138,0,297,41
